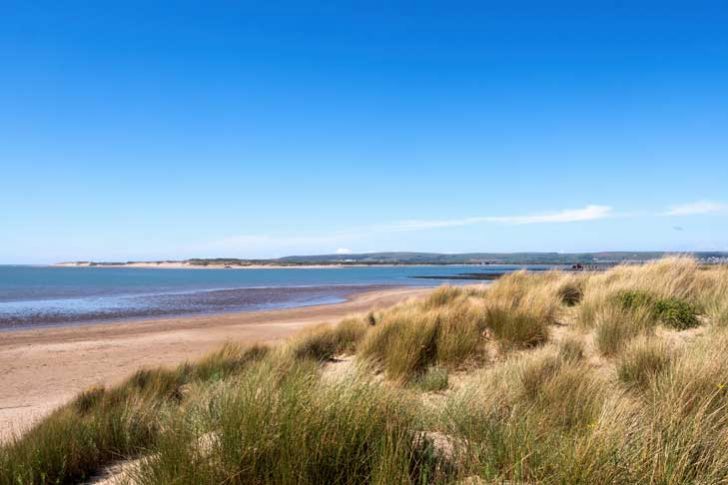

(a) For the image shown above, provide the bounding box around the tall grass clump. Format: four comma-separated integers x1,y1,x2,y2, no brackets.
359,308,441,381
481,270,561,349
359,272,565,379
0,369,176,484
133,359,446,484
191,342,269,381
414,366,449,392
485,306,549,349
518,352,605,428
557,276,585,306
358,272,566,379
0,344,270,484
358,295,490,381
626,330,728,482
444,349,607,482
701,265,728,326
422,285,468,308
290,317,369,361
594,304,654,356
587,288,700,357
557,336,585,363
434,304,488,367
617,337,672,390
578,257,708,329
649,330,728,416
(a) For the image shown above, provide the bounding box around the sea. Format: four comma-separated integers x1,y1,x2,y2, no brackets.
0,264,558,331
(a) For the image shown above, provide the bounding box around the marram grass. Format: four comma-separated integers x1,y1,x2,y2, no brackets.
3,257,728,484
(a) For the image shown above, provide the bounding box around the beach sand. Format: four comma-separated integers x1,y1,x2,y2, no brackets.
0,286,430,441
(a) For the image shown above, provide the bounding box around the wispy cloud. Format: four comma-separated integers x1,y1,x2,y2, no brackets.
663,201,728,216
198,205,615,255
389,205,613,230
487,204,613,224
201,233,359,254
182,201,728,258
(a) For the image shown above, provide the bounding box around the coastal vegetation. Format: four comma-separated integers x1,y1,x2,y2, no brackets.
3,257,728,483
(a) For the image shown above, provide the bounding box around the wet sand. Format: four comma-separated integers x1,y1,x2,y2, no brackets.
0,286,430,441
0,284,384,330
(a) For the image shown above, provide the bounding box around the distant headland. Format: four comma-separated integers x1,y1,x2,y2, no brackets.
55,251,728,269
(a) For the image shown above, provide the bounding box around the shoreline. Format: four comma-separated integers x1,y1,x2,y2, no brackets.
0,285,432,441
52,262,494,270
0,284,394,334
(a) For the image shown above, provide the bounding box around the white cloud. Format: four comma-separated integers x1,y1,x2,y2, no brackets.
664,201,728,216
385,217,486,231
390,205,613,230
199,205,615,256
487,204,613,224
199,233,358,254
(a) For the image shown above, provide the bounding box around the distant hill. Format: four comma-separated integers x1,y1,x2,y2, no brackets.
59,251,728,268
184,251,728,267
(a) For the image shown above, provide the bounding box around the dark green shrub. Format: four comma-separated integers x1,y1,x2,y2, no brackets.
612,291,700,331
654,299,700,330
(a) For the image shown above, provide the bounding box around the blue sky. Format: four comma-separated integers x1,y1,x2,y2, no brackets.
2,1,727,263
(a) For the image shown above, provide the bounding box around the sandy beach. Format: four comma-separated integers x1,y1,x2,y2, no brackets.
0,286,430,441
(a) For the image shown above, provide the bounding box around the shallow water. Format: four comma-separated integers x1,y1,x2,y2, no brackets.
0,265,553,330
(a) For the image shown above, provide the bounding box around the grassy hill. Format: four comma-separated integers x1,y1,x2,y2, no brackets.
3,257,728,483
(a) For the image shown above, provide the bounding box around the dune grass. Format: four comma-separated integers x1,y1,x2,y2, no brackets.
617,337,672,390
290,317,369,361
358,307,442,381
4,257,728,484
131,357,443,484
593,304,654,356
413,366,449,392
485,305,549,349
0,344,269,485
557,335,585,362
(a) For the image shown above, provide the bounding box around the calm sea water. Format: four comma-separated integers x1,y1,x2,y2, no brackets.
0,265,553,330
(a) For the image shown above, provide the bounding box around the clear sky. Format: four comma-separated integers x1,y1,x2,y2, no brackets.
2,1,728,263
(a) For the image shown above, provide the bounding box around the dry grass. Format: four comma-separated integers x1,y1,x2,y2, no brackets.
485,305,549,349
290,316,369,361
414,366,449,392
617,336,673,390
358,306,441,381
358,287,490,381
5,258,728,484
593,304,654,356
557,335,586,362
